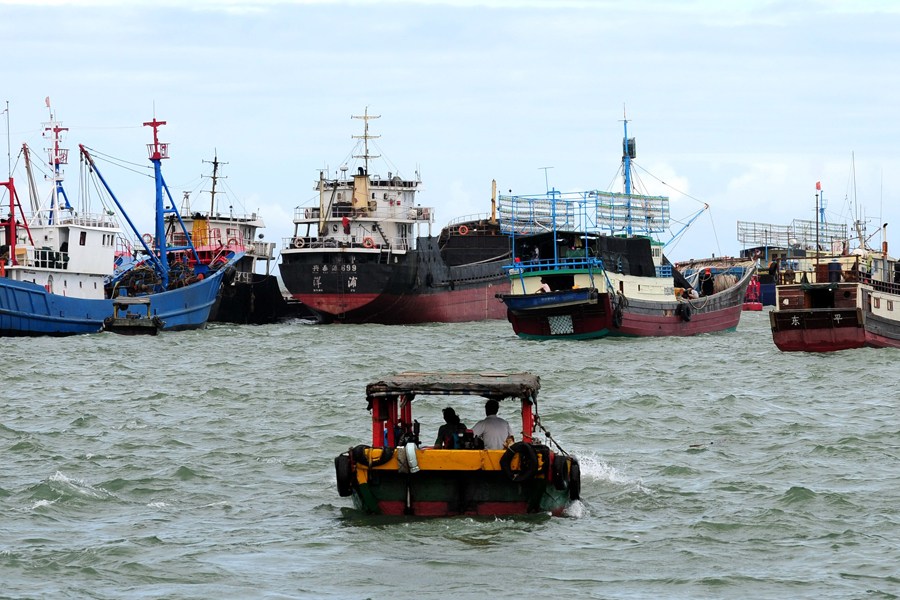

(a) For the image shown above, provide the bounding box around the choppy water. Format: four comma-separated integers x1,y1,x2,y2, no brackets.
3,310,899,599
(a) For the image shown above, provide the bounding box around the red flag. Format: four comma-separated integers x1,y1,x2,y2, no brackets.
815,181,821,190
45,96,50,108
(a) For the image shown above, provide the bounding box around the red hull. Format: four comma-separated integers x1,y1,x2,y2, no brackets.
771,327,866,352
617,304,743,337
507,286,747,339
294,285,507,324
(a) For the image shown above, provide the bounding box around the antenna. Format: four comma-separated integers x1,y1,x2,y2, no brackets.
3,100,9,179
539,166,553,194
351,107,381,175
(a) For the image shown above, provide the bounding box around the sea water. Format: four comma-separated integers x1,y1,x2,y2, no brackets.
2,311,898,599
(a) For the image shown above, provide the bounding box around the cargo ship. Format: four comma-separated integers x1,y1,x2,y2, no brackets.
278,110,509,324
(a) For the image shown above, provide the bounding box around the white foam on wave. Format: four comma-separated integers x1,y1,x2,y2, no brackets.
30,498,58,510
575,452,651,493
48,471,116,500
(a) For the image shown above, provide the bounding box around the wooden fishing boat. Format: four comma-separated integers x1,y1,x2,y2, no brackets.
334,372,581,517
495,117,752,340
768,185,900,352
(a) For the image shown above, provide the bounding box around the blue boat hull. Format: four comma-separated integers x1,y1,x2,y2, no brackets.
0,270,226,336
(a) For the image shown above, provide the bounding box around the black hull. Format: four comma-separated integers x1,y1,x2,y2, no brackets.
279,221,510,324
210,273,317,325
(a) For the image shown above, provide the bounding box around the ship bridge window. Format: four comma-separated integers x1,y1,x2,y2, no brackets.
79,231,86,246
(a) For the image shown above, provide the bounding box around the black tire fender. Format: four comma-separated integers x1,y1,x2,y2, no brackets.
568,459,581,501
335,452,354,497
351,444,394,467
551,454,570,491
500,442,538,482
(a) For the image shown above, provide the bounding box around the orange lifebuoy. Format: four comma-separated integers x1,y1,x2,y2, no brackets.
363,237,375,249
227,238,238,246
142,233,153,244
458,225,469,235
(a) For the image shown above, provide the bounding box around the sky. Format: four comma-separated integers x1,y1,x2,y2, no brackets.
2,0,899,265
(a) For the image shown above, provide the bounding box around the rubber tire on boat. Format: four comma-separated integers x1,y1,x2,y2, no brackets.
568,459,581,501
612,305,623,328
351,444,394,467
552,454,570,491
500,442,538,483
335,452,354,497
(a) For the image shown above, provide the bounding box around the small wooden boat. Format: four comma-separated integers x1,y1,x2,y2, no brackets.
102,296,164,335
334,372,581,517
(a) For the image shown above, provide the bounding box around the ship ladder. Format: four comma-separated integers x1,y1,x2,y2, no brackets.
373,221,389,247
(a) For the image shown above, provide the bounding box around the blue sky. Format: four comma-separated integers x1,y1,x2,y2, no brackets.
2,0,899,263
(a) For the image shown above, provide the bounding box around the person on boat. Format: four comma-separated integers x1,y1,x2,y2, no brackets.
472,399,514,450
434,407,467,449
768,258,780,284
699,268,715,297
537,278,551,293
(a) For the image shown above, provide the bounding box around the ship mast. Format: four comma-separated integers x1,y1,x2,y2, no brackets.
144,117,170,285
351,107,380,175
203,152,226,215
621,109,636,236
42,98,71,225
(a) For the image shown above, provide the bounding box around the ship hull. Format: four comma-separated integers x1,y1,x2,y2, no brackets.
769,307,866,352
502,268,752,340
0,269,225,336
211,272,316,324
770,281,900,351
279,234,508,324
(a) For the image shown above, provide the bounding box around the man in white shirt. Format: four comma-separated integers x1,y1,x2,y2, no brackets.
472,399,515,450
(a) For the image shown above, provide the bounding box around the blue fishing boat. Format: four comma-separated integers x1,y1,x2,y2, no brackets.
0,107,240,336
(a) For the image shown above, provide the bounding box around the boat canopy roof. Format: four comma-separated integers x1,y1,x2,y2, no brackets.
366,372,540,400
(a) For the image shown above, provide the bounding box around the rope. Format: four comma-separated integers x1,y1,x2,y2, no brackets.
533,411,571,457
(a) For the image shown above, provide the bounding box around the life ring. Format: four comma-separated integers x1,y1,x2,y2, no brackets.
142,233,153,244
304,208,311,219
568,459,581,500
362,237,375,249
500,442,538,482
292,237,305,249
334,452,354,497
227,238,238,246
458,225,469,236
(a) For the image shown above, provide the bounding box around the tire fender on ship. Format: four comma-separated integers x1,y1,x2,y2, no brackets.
335,452,354,497
568,460,581,500
500,442,538,482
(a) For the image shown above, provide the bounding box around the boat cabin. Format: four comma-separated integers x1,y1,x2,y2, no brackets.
365,371,538,448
